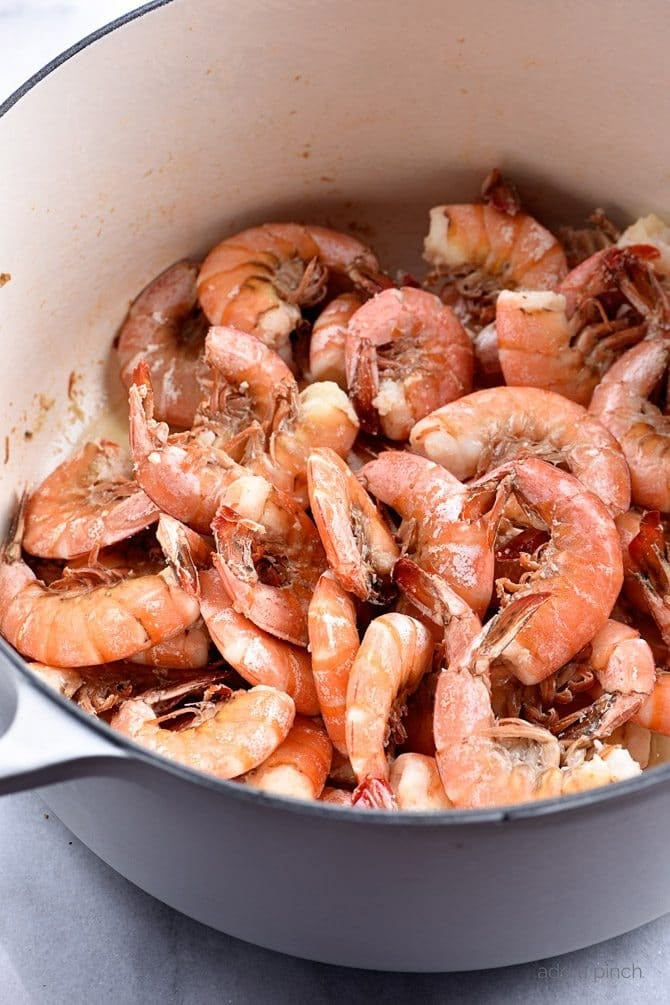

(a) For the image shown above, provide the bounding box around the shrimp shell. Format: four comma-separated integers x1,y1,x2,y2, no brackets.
345,286,473,441
22,440,159,559
345,612,434,784
111,685,295,780
117,260,208,428
244,716,333,800
307,571,360,755
410,385,631,516
199,567,319,715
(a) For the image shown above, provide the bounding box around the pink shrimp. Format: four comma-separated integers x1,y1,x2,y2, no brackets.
617,509,670,646
344,287,473,441
117,260,209,428
211,474,326,646
128,361,245,532
589,339,670,510
202,325,296,433
0,504,200,668
633,672,670,735
410,385,631,516
204,326,359,500
556,620,656,741
497,245,665,405
424,172,567,332
360,451,510,617
199,567,319,715
306,448,399,601
197,223,383,359
307,571,360,755
22,440,158,559
111,684,295,780
244,716,333,800
345,612,434,798
434,635,640,808
483,458,623,685
309,292,363,386
390,753,452,810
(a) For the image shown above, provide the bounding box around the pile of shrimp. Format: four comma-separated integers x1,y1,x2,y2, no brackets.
6,168,670,811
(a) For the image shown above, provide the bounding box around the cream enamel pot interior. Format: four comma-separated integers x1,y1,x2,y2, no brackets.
2,0,670,972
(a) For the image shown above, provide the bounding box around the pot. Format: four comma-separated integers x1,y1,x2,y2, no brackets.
1,0,669,972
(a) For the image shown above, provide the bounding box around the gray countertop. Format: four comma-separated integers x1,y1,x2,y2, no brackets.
1,4,669,1002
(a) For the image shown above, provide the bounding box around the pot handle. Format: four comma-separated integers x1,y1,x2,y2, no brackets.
0,664,130,795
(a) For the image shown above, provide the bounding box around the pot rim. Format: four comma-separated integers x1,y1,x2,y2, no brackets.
2,0,669,827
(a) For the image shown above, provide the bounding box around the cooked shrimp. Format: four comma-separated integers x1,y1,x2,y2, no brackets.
589,339,670,510
199,567,319,715
212,474,325,646
117,260,209,428
127,620,210,669
204,327,358,499
28,661,134,714
633,672,670,735
434,625,640,808
556,620,655,740
0,504,200,667
22,440,159,559
307,572,360,755
202,325,296,434
410,386,631,516
309,292,363,386
272,382,360,504
389,753,452,810
485,458,622,685
393,557,481,663
319,786,354,806
129,361,244,532
344,287,473,441
618,214,670,275
307,448,398,601
197,223,382,358
360,451,509,616
497,245,665,405
345,613,434,797
424,180,567,331
111,684,295,780
617,509,670,645
244,716,333,800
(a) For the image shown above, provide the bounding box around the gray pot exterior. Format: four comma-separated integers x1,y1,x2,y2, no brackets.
38,765,670,971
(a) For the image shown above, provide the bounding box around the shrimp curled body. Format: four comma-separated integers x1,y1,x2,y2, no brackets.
410,386,631,516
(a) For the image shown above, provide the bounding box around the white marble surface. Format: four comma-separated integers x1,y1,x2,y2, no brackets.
1,3,670,1002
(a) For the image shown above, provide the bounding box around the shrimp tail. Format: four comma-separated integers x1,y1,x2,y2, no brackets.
462,472,513,544
156,514,201,597
482,593,552,660
393,557,481,662
352,776,398,810
481,168,521,216
628,510,670,594
345,337,379,435
128,361,169,461
560,693,645,741
3,492,28,563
